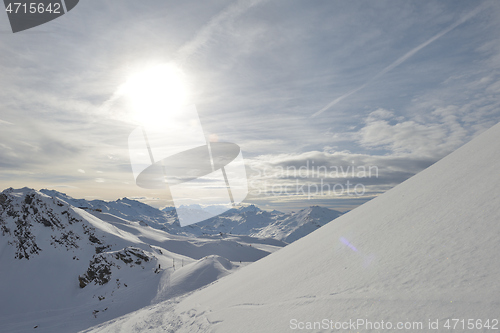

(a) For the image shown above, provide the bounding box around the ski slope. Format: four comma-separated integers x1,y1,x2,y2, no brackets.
84,122,500,333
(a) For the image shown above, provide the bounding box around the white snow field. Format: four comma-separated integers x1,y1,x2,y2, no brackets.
83,122,500,333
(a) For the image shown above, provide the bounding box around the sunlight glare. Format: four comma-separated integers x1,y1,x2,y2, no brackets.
120,63,189,127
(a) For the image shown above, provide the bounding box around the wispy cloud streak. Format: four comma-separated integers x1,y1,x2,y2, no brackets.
0,119,13,125
312,2,489,118
175,0,266,63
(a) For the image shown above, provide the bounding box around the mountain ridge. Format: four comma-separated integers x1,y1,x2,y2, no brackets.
39,189,344,243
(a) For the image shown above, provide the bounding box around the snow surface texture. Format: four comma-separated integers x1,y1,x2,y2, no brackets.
0,189,285,332
84,123,500,333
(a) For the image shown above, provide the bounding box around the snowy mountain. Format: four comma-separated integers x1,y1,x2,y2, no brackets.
42,189,344,243
83,122,500,333
0,188,284,332
253,205,344,243
160,204,343,243
39,189,169,227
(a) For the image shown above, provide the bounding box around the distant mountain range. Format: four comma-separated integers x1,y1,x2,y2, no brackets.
39,189,344,243
161,204,344,243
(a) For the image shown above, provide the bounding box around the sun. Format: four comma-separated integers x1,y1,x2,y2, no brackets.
120,63,189,127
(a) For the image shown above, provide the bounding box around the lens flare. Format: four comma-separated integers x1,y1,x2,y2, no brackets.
340,237,358,252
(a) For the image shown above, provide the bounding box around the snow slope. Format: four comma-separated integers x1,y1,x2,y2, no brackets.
0,189,283,333
39,189,169,227
85,122,500,333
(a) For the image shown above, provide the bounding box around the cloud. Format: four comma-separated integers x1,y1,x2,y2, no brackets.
0,119,13,125
333,105,472,159
245,97,486,208
0,125,83,172
45,184,79,189
365,108,394,122
245,148,436,206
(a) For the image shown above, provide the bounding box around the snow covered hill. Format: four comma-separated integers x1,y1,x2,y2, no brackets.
0,188,283,333
84,122,500,333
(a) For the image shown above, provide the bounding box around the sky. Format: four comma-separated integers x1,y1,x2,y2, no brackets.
1,0,500,212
